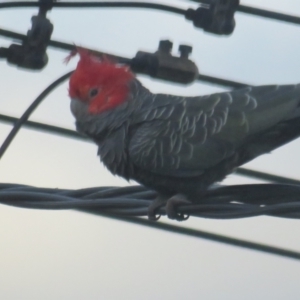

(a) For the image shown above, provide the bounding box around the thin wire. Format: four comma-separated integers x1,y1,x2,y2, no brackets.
238,5,300,25
3,0,300,27
3,1,300,28
198,74,248,89
236,168,300,185
0,71,73,159
98,214,300,261
0,114,85,141
0,1,187,15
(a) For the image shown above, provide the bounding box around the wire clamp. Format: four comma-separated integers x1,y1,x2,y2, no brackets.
186,0,240,35
3,0,55,69
131,40,199,84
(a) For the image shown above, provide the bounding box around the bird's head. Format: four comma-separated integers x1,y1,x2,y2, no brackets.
67,48,135,114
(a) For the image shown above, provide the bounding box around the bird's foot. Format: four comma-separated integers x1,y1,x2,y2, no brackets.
147,194,191,221
166,194,190,221
147,195,166,221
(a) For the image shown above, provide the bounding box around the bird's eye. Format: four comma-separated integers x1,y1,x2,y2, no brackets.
89,88,98,98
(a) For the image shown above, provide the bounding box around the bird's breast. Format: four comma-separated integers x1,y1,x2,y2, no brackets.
96,126,131,180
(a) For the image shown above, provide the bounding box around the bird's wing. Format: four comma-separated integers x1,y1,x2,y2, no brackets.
129,84,300,177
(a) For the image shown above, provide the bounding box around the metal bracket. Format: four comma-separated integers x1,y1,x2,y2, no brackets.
131,40,199,84
2,0,55,69
186,0,240,35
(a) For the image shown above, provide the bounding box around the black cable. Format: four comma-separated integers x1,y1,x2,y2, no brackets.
238,5,300,25
0,29,130,64
198,74,248,89
0,28,131,64
2,0,300,28
0,1,187,15
0,114,85,141
3,1,300,28
102,215,300,261
3,183,300,219
0,71,72,159
3,182,300,222
235,168,300,186
189,0,300,26
0,183,300,260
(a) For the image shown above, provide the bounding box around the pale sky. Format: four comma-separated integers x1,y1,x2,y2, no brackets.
0,1,300,299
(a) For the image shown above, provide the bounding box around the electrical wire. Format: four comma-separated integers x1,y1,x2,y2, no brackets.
99,214,300,261
2,183,300,219
0,71,73,159
0,113,84,141
197,74,247,89
0,1,188,15
2,1,300,27
1,183,300,260
236,168,300,186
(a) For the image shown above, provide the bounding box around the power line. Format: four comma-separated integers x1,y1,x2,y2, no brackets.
99,214,300,261
197,74,247,89
1,183,300,261
236,168,300,186
0,114,84,141
3,1,300,28
2,1,300,28
3,183,300,219
0,1,238,36
238,5,300,25
0,71,73,159
0,1,188,15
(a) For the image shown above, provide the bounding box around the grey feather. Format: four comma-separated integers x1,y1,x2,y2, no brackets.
71,81,300,196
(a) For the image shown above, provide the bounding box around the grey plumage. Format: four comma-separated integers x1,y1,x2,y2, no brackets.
71,81,300,199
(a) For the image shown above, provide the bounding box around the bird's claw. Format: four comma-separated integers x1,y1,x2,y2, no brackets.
147,198,164,221
148,209,161,221
170,212,189,221
147,194,190,221
166,194,190,221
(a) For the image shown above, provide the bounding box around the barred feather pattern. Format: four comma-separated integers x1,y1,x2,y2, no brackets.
72,81,300,197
